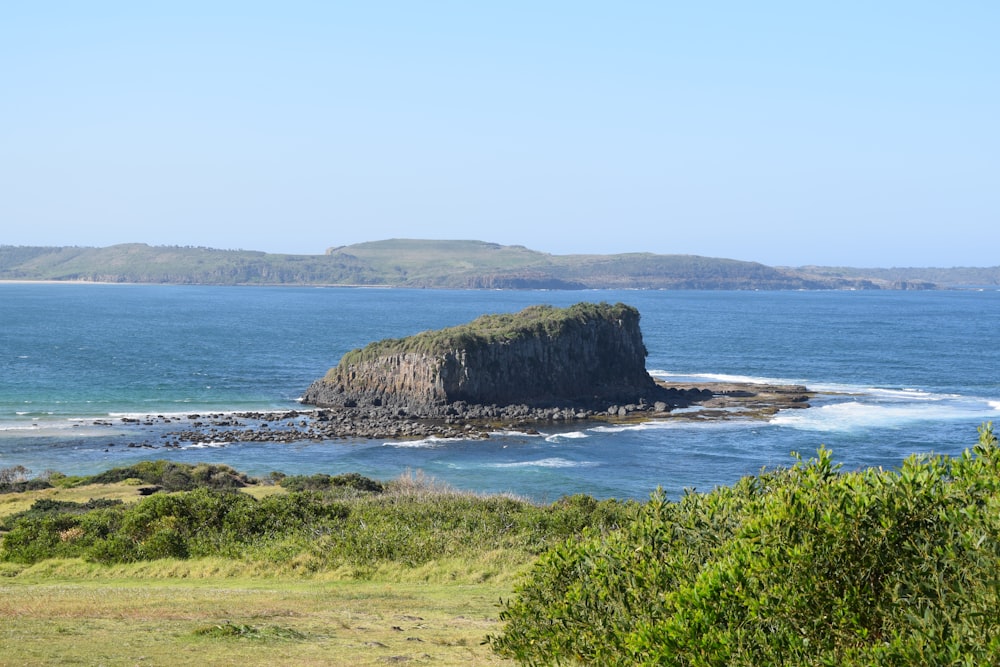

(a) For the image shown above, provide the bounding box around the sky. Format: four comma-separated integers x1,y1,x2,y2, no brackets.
2,2,997,267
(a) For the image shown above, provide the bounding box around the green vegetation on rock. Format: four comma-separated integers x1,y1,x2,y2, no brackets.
336,302,637,368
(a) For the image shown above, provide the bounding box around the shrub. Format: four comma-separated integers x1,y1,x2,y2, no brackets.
85,461,251,491
0,466,52,494
45,471,89,488
279,472,384,494
491,423,1000,666
0,498,123,531
0,488,347,564
0,465,631,574
0,465,31,486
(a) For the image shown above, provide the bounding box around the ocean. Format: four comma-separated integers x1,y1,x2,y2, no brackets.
2,283,998,502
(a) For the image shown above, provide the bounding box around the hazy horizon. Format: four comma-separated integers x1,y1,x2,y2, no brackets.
3,3,997,267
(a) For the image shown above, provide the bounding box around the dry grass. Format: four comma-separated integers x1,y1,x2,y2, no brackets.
0,481,144,520
0,573,514,666
0,474,534,665
0,480,285,523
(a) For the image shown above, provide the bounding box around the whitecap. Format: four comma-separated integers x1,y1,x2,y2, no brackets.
544,431,589,443
649,370,805,386
648,372,962,408
382,436,448,448
806,383,961,401
590,419,749,435
770,396,999,433
0,420,111,436
109,410,192,420
488,458,596,469
183,441,229,449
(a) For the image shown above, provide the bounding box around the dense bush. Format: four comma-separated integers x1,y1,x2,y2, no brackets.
86,461,252,491
278,472,384,494
1,489,347,563
490,423,1000,665
0,498,123,531
0,465,52,494
0,475,632,571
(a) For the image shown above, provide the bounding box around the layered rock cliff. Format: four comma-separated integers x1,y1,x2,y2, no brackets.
302,302,660,413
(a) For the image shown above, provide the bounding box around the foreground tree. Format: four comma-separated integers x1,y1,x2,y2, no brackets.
491,423,1000,666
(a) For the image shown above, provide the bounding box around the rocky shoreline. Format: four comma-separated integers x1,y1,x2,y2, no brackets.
104,382,814,449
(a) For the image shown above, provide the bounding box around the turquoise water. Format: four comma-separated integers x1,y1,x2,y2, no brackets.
2,284,999,501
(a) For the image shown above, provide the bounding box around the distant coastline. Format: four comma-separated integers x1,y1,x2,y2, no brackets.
3,239,995,290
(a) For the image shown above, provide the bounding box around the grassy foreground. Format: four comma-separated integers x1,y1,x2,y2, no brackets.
0,468,628,666
0,569,509,666
0,482,518,666
13,428,1000,665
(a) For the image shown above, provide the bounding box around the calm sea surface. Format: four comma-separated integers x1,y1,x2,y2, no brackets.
2,284,998,501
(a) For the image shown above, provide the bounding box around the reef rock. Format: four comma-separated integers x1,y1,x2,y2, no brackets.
302,302,660,413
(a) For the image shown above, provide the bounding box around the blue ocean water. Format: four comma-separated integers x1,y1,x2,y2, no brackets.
2,283,999,501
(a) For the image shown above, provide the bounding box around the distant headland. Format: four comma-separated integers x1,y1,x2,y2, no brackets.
2,239,997,289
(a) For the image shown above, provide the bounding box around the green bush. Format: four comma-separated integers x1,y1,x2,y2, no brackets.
0,466,52,494
85,461,251,491
278,472,384,494
0,498,123,531
45,472,89,488
0,472,632,571
0,488,347,564
491,423,1000,666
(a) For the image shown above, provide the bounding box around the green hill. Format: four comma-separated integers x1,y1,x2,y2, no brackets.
1,238,984,289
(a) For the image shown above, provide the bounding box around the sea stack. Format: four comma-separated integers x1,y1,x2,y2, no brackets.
301,302,660,413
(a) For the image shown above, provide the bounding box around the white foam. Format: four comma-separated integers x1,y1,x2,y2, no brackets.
588,423,642,434
588,421,691,434
650,370,803,386
488,429,544,438
183,441,229,449
588,419,742,434
544,431,589,442
806,383,961,401
651,371,986,412
0,423,44,432
109,410,206,420
0,420,112,436
489,457,596,469
382,436,448,448
771,396,1000,433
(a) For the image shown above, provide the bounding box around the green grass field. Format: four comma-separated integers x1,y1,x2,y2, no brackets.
0,571,512,666
0,473,555,666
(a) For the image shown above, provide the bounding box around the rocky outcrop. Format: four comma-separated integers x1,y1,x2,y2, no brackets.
302,302,661,413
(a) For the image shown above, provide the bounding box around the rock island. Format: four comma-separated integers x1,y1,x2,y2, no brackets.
303,302,661,411
292,302,812,438
147,302,810,445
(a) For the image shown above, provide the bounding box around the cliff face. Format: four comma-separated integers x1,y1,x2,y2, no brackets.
302,302,658,412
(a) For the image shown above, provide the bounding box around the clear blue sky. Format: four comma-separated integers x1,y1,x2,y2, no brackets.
2,1,997,266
